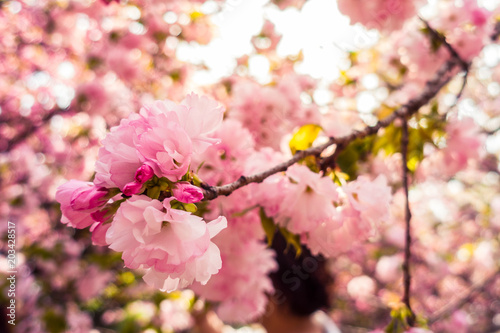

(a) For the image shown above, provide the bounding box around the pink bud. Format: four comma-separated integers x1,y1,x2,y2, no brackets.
90,209,108,223
134,164,154,184
172,182,204,203
70,185,109,211
90,221,111,246
123,181,143,196
56,180,98,229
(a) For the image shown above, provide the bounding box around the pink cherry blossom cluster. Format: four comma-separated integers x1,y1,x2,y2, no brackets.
185,107,394,321
305,174,393,257
4,0,500,331
229,75,320,149
56,93,228,291
417,117,485,179
337,0,425,33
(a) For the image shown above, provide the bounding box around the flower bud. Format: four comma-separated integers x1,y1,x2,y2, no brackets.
90,209,108,223
90,221,111,246
70,185,109,211
56,180,98,229
172,182,204,203
134,164,154,184
123,181,143,196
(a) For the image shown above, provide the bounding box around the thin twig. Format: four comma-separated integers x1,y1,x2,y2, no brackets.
400,117,415,326
2,107,66,152
483,126,500,136
420,18,469,71
202,56,459,200
420,18,470,116
427,269,500,325
492,21,500,41
202,20,500,200
439,69,469,120
319,141,345,172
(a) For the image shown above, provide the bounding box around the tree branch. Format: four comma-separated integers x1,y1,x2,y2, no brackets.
427,269,500,325
420,18,470,115
202,20,500,201
202,56,459,200
492,20,500,41
2,107,66,153
420,18,469,71
401,117,415,326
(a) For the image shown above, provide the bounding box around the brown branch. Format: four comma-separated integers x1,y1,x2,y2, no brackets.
483,126,500,136
446,70,469,112
492,20,500,41
202,21,500,201
427,269,500,325
319,141,346,171
401,117,415,326
420,18,470,116
202,56,459,200
201,140,331,199
2,107,67,153
420,18,470,71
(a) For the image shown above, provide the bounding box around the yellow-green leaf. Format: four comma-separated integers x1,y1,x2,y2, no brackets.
260,208,276,246
183,203,197,213
147,186,161,200
289,124,322,155
279,227,302,258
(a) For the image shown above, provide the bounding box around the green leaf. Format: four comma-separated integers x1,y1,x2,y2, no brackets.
289,124,322,155
232,205,258,217
279,227,302,258
384,305,415,333
373,124,401,156
196,161,206,173
147,186,161,200
158,180,170,192
182,203,197,213
260,208,276,246
170,200,183,210
372,122,434,173
43,310,67,333
336,136,374,179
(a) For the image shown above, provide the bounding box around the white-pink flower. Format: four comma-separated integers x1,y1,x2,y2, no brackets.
140,93,224,154
106,196,227,292
95,94,223,187
90,220,112,246
343,175,392,238
137,113,193,182
180,93,224,153
337,0,423,33
304,212,345,257
277,165,339,234
442,117,483,176
191,234,277,324
94,123,144,191
375,254,403,283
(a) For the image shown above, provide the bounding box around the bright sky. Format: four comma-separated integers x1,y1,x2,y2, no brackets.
177,0,500,87
177,0,375,86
